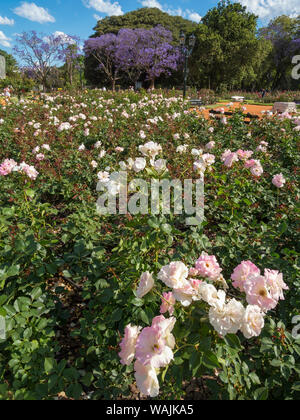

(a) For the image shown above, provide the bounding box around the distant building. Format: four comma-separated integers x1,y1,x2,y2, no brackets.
0,56,6,79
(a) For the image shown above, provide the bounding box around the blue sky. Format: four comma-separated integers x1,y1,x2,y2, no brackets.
0,0,299,53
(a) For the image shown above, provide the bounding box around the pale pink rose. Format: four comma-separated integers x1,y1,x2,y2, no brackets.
224,152,239,167
241,305,265,339
231,261,261,292
237,150,253,160
32,146,40,154
41,144,50,151
244,159,258,169
135,326,173,368
173,282,199,307
208,127,214,133
244,275,277,313
139,141,162,160
264,269,288,301
97,171,110,183
256,144,267,153
90,160,98,168
221,149,232,162
160,292,176,315
36,153,45,161
250,164,263,177
0,159,17,176
119,324,141,366
202,153,215,166
139,130,146,139
198,283,225,307
151,315,176,350
195,253,222,280
115,147,124,152
189,268,199,277
134,361,159,397
205,141,215,150
19,163,39,180
158,261,189,289
136,272,154,298
190,278,202,290
272,173,286,188
193,159,206,175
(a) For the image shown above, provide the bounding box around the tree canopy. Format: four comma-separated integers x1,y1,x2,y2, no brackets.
0,49,18,77
91,7,197,43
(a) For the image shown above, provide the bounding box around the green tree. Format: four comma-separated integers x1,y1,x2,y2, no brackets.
258,15,300,89
92,7,197,42
0,49,18,77
190,0,266,91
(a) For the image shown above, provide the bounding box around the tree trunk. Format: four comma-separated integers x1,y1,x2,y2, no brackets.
149,78,155,90
112,78,116,92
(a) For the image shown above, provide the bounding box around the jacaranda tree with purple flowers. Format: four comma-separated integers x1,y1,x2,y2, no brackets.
135,26,181,89
84,33,123,91
13,31,78,91
84,26,181,90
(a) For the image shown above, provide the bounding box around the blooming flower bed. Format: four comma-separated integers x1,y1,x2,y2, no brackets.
0,89,299,400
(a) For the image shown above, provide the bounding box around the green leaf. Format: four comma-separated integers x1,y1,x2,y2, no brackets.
25,189,35,198
202,351,221,370
254,387,268,400
44,358,56,374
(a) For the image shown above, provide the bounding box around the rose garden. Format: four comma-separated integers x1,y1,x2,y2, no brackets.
0,1,299,401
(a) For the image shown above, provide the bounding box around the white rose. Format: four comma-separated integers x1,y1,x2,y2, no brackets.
158,262,189,289
241,305,265,339
133,157,146,173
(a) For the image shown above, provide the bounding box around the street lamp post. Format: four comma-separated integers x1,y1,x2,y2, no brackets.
180,31,196,99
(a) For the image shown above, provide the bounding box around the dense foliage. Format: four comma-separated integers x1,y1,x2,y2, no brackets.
0,90,299,400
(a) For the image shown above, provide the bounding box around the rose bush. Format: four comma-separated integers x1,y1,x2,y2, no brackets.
0,89,299,400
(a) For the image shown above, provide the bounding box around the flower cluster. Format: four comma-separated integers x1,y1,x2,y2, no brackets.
119,316,176,397
120,254,288,397
0,158,39,180
231,261,289,312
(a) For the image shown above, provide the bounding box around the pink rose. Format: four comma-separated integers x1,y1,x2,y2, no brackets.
119,324,141,366
160,292,176,315
195,253,222,280
272,173,286,188
231,261,260,292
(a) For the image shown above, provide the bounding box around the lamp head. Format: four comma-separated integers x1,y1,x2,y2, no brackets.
179,30,186,47
189,33,196,49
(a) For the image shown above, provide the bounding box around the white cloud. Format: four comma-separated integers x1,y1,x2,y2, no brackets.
0,16,15,26
187,12,202,23
238,0,300,20
140,0,163,9
94,14,103,20
0,31,11,48
84,0,124,16
139,1,201,23
53,31,76,44
13,2,55,24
